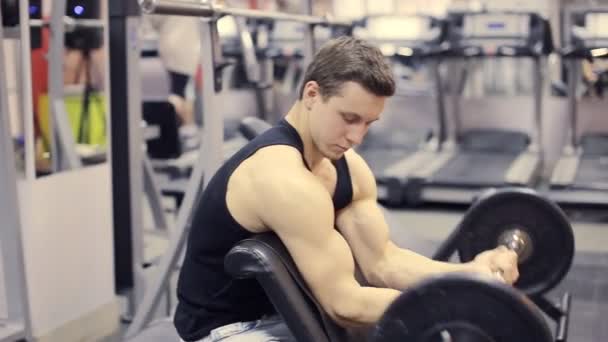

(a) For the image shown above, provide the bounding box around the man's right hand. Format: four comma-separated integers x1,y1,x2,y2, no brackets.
467,246,520,285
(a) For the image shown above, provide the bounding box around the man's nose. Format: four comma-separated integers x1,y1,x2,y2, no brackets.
346,124,367,146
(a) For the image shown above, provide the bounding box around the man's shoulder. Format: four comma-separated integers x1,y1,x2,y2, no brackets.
246,144,308,173
226,144,321,232
238,144,317,192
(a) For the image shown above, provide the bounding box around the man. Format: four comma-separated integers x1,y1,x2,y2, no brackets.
174,36,519,342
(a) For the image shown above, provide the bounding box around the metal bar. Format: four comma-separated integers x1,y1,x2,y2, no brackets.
432,60,448,144
0,8,31,340
200,18,224,187
48,0,82,171
531,57,543,152
125,15,147,318
140,0,351,26
567,58,578,148
302,0,313,16
109,5,134,307
447,60,467,142
556,292,571,342
533,295,562,321
18,0,35,180
234,17,268,117
29,18,105,28
235,17,260,83
143,157,168,231
108,4,147,323
124,17,219,338
431,225,462,262
301,0,315,68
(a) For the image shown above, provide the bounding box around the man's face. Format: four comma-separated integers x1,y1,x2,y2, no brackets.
305,81,386,160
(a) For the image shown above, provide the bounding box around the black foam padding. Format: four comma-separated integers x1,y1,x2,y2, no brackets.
225,233,348,342
238,117,272,140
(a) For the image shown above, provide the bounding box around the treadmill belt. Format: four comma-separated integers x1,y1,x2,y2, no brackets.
573,156,608,187
357,127,430,176
431,152,516,187
358,148,414,176
581,134,608,156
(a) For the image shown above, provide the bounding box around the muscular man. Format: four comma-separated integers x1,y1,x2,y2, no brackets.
174,36,519,342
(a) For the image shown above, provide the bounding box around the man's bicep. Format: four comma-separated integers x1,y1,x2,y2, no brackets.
336,150,394,284
258,179,360,317
336,198,393,286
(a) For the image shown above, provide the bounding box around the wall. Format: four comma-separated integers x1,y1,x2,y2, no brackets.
18,164,116,339
0,247,6,319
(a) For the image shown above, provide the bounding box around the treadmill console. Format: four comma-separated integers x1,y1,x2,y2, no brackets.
354,15,445,57
462,14,530,39
265,21,333,58
446,12,552,57
357,15,443,42
569,10,608,54
218,15,241,54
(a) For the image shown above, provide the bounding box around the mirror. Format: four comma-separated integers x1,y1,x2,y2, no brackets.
32,0,109,176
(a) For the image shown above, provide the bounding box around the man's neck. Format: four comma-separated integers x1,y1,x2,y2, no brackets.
284,101,326,170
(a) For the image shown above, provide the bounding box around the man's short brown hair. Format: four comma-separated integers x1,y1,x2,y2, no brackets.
298,36,395,100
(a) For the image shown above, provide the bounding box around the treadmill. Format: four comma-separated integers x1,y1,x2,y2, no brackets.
350,15,448,206
404,11,554,205
549,6,608,205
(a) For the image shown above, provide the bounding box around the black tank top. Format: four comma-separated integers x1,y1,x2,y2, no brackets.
174,119,354,341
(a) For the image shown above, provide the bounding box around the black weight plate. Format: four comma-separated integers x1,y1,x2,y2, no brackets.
456,188,575,296
369,273,553,342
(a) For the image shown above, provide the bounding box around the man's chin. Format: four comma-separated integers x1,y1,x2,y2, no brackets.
324,150,346,160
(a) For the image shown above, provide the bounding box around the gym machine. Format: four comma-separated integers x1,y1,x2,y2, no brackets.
123,0,352,338
351,14,448,206
222,16,276,122
265,20,308,94
227,188,574,342
145,15,275,201
404,11,553,205
549,6,608,206
0,5,32,341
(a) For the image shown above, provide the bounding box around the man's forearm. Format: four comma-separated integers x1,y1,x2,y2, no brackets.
373,246,474,290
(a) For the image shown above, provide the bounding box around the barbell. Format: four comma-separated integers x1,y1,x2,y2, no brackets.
371,188,574,341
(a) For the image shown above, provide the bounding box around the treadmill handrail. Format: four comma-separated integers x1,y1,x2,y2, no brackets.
440,44,547,58
559,45,608,59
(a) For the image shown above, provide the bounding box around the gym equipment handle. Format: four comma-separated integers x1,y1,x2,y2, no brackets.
491,229,533,280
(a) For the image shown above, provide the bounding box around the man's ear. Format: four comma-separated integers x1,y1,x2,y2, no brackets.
303,81,320,109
